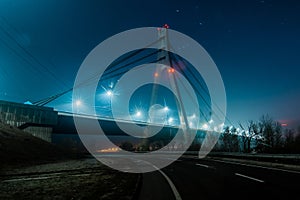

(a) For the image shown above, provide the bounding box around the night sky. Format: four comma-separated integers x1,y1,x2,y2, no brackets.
0,0,299,128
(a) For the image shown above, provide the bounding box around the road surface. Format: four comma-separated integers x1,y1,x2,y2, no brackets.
138,156,300,200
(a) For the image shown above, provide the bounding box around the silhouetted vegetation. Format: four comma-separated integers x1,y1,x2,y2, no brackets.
216,114,300,153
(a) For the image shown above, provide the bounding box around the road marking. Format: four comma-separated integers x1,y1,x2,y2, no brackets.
2,176,55,182
2,173,95,183
71,174,90,177
211,159,300,174
196,163,209,168
151,165,182,200
158,169,182,200
131,159,182,200
176,159,183,162
235,173,264,183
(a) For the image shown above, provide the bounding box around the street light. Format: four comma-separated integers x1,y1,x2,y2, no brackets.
202,123,209,130
75,100,82,106
168,117,173,125
135,110,142,117
106,90,113,97
74,100,82,114
163,106,169,112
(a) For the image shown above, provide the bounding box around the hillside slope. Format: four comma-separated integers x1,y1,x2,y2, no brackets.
0,122,74,169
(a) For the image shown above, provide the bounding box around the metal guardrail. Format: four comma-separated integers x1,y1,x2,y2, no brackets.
210,152,300,165
184,151,300,165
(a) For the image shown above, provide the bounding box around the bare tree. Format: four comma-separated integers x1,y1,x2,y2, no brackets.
294,126,300,153
273,121,283,151
221,126,239,152
239,120,260,153
284,129,295,153
258,115,284,153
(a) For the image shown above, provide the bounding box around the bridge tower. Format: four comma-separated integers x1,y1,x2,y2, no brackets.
151,24,192,144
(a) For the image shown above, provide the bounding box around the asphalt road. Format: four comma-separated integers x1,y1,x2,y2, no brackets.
138,156,300,200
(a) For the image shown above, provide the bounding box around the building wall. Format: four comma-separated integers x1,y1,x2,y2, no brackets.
24,126,53,143
0,100,58,142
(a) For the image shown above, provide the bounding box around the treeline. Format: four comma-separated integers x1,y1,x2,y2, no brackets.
215,115,300,153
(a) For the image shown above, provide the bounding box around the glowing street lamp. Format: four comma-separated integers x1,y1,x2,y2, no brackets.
75,100,82,106
135,111,142,117
163,106,169,112
168,117,174,124
74,100,82,114
106,90,113,97
202,123,209,130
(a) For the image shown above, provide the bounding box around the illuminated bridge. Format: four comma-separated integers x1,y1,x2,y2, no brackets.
0,25,231,151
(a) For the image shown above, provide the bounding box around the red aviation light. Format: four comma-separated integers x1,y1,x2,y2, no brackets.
163,24,169,29
168,68,175,73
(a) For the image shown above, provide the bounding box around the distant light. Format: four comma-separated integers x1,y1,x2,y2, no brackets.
97,147,120,153
154,72,159,77
163,24,170,29
168,68,175,73
136,111,142,117
106,90,113,97
75,100,82,106
191,114,196,119
209,119,214,124
163,106,169,111
202,123,209,130
168,117,174,123
281,123,288,127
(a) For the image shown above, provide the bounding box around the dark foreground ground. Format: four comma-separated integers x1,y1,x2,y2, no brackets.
0,158,140,200
0,122,140,200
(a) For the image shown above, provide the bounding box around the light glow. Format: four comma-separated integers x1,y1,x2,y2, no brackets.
97,147,120,153
163,106,169,111
75,100,82,106
168,68,175,73
168,117,174,123
136,111,142,117
202,123,209,130
106,90,113,97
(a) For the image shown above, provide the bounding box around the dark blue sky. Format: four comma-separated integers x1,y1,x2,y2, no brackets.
0,0,299,128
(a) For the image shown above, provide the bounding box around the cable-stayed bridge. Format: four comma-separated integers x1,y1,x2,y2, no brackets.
0,25,230,152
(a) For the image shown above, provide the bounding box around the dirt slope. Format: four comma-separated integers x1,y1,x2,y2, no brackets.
0,122,74,169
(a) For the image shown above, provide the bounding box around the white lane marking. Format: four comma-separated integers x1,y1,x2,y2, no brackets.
71,174,90,177
158,169,182,200
2,176,54,182
211,159,300,174
235,173,264,183
2,173,93,182
196,163,209,168
129,158,182,200
151,165,182,200
176,159,183,162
